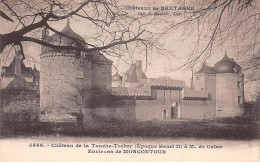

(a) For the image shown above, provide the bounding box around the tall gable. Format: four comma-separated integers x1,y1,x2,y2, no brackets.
125,61,147,83
1,57,34,77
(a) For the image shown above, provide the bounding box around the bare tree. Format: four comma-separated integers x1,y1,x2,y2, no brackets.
157,0,259,84
0,0,164,64
1,0,258,88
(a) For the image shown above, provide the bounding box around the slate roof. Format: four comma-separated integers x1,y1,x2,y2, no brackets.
43,21,86,53
4,75,35,91
125,64,147,82
111,77,186,98
111,86,151,98
214,53,241,73
146,78,185,89
182,87,208,100
1,58,34,77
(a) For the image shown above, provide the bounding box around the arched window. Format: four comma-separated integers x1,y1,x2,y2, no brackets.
237,82,241,88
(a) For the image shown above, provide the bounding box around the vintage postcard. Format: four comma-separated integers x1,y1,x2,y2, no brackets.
0,0,259,162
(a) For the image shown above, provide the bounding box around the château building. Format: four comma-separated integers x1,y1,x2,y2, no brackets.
37,22,245,124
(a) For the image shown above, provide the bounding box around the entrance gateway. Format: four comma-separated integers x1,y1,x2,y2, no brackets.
161,102,179,119
171,102,178,119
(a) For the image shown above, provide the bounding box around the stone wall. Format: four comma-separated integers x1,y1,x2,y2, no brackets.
91,61,112,92
193,73,205,91
183,73,216,119
135,100,173,121
81,88,183,122
148,87,216,120
82,98,136,126
180,100,216,119
135,89,181,121
123,82,140,88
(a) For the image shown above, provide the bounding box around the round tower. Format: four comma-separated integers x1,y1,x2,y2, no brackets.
40,22,87,122
215,52,245,117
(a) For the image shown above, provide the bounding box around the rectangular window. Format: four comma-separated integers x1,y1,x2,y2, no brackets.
237,82,241,88
40,110,46,115
163,90,165,102
238,96,242,104
79,68,84,79
77,91,83,104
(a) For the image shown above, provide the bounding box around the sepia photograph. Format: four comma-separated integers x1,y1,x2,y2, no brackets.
0,0,259,162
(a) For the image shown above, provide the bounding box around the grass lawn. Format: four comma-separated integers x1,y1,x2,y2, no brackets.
0,117,259,140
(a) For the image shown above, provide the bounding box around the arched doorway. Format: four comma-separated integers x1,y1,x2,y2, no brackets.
171,102,178,119
162,109,167,119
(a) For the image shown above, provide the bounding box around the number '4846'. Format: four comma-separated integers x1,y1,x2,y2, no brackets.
29,143,44,147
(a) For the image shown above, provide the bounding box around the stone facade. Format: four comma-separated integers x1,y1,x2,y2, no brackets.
39,23,112,123
38,22,245,124
135,88,182,121
110,55,245,121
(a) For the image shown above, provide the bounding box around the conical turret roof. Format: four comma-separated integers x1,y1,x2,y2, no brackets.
214,52,241,73
43,21,86,53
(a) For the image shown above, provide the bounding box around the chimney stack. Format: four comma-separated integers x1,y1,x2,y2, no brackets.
136,60,142,82
14,50,22,75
